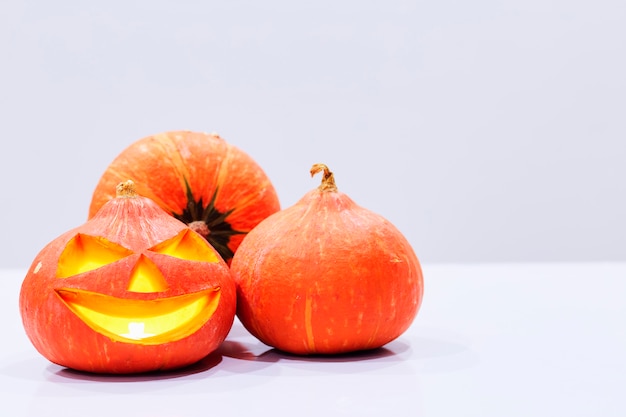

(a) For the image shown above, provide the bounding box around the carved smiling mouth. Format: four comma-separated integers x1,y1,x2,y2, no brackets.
56,288,221,345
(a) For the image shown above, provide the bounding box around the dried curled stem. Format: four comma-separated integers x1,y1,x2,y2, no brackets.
116,180,138,198
310,163,337,192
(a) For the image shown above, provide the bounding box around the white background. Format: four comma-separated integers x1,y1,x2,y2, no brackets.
2,263,625,416
1,0,625,268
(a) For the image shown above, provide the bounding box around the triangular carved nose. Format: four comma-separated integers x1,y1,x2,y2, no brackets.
127,255,169,293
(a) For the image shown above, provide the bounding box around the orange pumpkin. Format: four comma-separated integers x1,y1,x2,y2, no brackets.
88,131,280,264
20,181,237,374
231,164,423,355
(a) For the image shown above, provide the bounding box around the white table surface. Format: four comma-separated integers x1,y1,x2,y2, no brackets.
1,263,625,417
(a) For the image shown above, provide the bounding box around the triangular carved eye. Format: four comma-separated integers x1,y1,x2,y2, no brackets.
57,234,134,278
149,229,220,263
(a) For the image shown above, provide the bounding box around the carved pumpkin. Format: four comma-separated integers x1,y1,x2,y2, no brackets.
231,164,423,355
88,130,281,264
19,181,237,374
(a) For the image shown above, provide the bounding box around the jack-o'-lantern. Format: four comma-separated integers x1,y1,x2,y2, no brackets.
19,180,237,374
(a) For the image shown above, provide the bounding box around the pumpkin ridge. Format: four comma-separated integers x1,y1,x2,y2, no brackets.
135,134,190,214
159,133,194,207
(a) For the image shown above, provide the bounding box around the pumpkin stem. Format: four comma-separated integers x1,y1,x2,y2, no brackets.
116,180,138,198
310,163,337,192
189,220,211,239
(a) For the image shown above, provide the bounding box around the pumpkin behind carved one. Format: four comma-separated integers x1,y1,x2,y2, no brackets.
88,130,281,264
19,181,236,374
231,164,423,355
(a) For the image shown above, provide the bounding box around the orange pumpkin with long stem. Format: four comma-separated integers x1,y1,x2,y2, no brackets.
231,164,423,355
89,131,280,264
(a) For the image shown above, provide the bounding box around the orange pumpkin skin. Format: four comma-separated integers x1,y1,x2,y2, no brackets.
20,182,237,374
231,165,423,355
88,131,281,264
